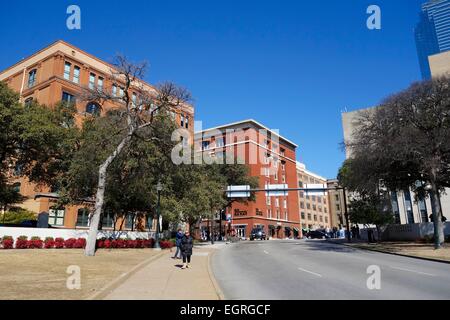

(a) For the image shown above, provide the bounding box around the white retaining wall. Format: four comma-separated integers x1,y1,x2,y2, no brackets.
359,223,450,241
0,227,155,241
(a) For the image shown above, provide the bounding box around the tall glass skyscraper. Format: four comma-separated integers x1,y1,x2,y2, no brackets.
414,0,450,79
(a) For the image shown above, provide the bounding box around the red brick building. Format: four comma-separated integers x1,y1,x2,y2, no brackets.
195,120,301,239
0,40,194,230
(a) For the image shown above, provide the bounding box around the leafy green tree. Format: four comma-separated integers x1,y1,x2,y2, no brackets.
0,81,77,218
344,77,450,248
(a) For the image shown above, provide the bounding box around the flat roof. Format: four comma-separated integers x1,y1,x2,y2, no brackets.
195,119,298,148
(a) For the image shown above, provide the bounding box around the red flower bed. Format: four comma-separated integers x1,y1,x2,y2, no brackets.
44,237,55,249
54,238,65,249
143,239,155,248
28,237,43,249
159,240,175,249
64,238,77,248
95,238,154,249
2,236,157,250
1,236,14,249
15,236,28,249
73,238,86,249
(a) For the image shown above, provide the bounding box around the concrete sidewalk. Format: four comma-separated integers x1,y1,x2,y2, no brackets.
101,245,223,300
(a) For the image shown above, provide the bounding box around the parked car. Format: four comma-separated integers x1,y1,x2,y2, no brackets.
306,230,330,239
250,228,267,241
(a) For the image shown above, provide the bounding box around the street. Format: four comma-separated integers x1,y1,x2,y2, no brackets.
211,240,450,300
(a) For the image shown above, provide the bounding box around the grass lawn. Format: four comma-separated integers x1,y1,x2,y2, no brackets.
0,249,159,300
351,242,450,262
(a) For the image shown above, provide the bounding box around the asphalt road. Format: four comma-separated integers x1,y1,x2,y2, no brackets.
211,239,450,300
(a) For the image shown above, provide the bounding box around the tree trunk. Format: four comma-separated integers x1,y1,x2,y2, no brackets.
84,133,133,256
430,187,445,249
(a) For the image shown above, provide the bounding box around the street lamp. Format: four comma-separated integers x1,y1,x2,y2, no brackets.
154,180,162,250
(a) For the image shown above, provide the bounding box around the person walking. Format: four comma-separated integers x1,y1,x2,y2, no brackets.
172,229,183,259
181,230,194,269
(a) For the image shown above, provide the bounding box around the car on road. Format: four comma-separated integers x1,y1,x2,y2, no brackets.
306,230,330,239
250,228,267,241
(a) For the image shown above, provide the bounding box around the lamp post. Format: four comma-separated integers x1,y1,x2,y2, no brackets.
154,181,162,250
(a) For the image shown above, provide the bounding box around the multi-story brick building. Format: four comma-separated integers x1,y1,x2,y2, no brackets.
296,162,331,231
195,119,301,239
0,40,194,230
326,179,347,228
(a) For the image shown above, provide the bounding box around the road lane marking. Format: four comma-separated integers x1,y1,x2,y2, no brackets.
263,250,269,255
390,266,436,277
298,267,323,278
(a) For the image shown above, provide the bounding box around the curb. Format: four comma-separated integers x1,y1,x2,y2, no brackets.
85,250,166,300
206,248,225,300
328,240,450,265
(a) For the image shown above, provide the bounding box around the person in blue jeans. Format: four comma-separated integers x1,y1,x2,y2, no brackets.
172,229,183,259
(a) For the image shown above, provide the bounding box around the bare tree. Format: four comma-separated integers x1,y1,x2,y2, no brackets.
345,77,450,248
81,55,192,256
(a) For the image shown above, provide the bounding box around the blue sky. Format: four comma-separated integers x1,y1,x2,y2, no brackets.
0,0,425,178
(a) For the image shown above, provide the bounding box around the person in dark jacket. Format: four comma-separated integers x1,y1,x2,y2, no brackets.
172,229,183,259
181,230,194,269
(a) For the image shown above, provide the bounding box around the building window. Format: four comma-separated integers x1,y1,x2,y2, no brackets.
299,191,304,198
283,199,287,209
180,114,185,127
98,77,104,91
307,203,311,210
132,92,137,108
64,62,71,80
300,202,305,209
89,73,96,90
335,194,340,202
76,208,89,227
282,175,286,183
307,213,311,220
86,102,100,116
276,210,280,220
185,116,189,129
325,216,328,223
125,214,135,229
391,191,401,224
102,211,115,228
28,69,37,88
12,182,21,193
281,162,286,171
119,87,124,97
73,66,80,84
216,137,224,148
320,216,323,222
62,92,76,104
336,204,340,211
312,204,317,211
275,198,280,207
49,208,65,226
324,207,327,213
112,84,117,96
202,141,210,150
285,211,288,221
301,212,305,219
313,215,317,221
24,97,33,107
268,209,272,219
403,189,415,224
